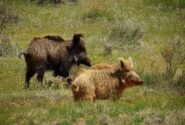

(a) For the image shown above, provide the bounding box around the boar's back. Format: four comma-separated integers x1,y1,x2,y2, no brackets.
44,35,65,42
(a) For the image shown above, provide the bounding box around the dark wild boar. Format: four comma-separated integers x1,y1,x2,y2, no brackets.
19,34,91,88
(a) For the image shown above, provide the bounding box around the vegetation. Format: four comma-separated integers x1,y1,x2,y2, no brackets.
0,0,185,124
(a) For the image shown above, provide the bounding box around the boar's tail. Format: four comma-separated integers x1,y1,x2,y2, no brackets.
18,52,24,58
71,83,79,93
18,51,28,58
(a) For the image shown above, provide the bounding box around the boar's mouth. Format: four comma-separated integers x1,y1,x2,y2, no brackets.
125,79,143,86
77,58,91,67
132,80,143,85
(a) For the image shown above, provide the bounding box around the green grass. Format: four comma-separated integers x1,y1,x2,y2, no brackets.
0,58,184,124
143,0,185,9
0,0,185,124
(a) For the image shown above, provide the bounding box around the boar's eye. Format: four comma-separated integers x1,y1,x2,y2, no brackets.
124,68,130,72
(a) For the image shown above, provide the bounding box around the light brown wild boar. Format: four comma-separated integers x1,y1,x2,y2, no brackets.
71,57,143,101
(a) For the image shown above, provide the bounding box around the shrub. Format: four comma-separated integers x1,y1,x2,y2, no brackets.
103,43,113,56
82,0,112,21
83,9,109,21
103,15,144,54
172,68,185,86
161,36,185,82
0,34,19,57
110,17,144,45
0,3,19,57
0,3,19,34
138,55,164,85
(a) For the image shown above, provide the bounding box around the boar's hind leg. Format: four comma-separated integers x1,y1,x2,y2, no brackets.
25,69,35,88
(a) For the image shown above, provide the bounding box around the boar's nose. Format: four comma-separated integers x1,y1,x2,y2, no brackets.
87,62,92,66
83,62,91,67
138,80,143,85
83,58,91,67
77,59,91,67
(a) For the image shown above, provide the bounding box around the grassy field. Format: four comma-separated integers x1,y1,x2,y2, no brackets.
0,0,185,124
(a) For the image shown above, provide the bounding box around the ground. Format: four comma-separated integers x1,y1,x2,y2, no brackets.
0,0,185,124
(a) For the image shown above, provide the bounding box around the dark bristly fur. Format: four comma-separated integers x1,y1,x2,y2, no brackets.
20,34,91,88
44,35,65,42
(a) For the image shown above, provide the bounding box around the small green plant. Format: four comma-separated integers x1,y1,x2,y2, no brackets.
143,0,185,9
142,73,160,85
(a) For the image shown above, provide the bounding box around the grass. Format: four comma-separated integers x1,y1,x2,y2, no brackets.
0,57,184,124
0,0,185,124
0,81,184,124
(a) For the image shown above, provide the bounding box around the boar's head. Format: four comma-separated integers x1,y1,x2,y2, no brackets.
69,34,91,67
118,57,143,87
123,71,143,86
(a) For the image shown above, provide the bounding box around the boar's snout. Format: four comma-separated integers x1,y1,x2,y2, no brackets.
83,57,91,66
77,57,91,66
77,54,91,67
125,71,143,86
134,80,143,85
136,80,143,85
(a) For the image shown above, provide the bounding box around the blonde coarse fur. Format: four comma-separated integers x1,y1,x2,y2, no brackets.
71,57,143,101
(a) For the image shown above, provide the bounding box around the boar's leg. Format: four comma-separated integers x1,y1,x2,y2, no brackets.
54,66,69,78
53,69,61,77
36,69,45,85
25,69,35,88
54,70,69,77
61,70,69,77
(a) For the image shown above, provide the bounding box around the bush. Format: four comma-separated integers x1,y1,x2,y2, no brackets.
172,68,185,86
82,0,112,21
161,36,185,82
0,2,19,34
0,3,19,57
103,15,144,54
0,34,19,57
83,9,109,21
103,43,113,56
110,18,143,45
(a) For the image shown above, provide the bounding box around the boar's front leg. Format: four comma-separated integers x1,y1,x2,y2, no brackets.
54,65,69,78
36,65,46,85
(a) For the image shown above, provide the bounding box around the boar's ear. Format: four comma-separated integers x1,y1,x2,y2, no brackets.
128,57,134,68
74,55,78,62
72,34,84,45
118,57,126,69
